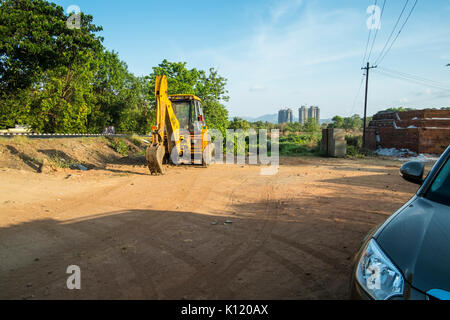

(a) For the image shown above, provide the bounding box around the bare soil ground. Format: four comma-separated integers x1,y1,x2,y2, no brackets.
0,138,422,300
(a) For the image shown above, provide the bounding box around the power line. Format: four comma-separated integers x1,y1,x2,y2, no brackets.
376,70,449,91
376,69,450,90
367,0,387,63
376,0,419,66
412,92,450,104
379,66,450,88
373,0,410,65
376,69,450,91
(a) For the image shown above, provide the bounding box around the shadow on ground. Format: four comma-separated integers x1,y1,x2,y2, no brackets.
6,146,42,172
0,188,411,300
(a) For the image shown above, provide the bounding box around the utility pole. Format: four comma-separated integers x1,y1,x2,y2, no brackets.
361,62,377,148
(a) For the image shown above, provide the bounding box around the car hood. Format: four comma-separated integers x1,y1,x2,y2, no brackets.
376,196,450,295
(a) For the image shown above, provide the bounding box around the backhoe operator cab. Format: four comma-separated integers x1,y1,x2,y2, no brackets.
169,95,205,133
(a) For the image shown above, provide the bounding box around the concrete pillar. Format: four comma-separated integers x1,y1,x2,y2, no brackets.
327,128,347,158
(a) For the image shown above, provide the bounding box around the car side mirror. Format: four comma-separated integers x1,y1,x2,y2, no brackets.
400,161,425,185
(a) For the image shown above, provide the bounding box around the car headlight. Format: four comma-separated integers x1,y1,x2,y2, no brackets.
356,239,404,300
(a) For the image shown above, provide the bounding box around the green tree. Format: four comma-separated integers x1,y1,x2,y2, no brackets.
148,59,230,134
228,117,250,131
343,114,363,130
117,77,154,135
328,114,364,130
0,89,31,128
202,100,229,136
0,0,104,132
196,68,230,102
0,0,103,92
90,50,153,134
302,118,320,132
27,59,98,133
382,107,414,112
248,121,276,131
328,116,344,128
285,122,302,133
0,1,230,135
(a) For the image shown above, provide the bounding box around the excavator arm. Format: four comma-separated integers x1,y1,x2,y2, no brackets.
146,75,182,175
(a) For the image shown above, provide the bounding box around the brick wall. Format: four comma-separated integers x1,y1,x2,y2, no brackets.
364,129,377,150
366,110,450,154
418,129,450,154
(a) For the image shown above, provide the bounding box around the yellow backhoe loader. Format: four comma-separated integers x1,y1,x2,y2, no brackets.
146,75,213,175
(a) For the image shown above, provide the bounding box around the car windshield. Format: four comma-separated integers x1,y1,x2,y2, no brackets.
172,101,191,131
426,157,450,206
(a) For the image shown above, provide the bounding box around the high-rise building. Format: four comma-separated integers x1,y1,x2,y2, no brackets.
308,106,320,125
278,108,294,124
278,109,285,124
299,106,308,125
287,108,293,123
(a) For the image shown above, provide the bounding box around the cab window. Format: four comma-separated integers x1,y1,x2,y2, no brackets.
172,101,190,131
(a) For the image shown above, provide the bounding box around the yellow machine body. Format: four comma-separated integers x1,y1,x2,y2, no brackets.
146,75,211,175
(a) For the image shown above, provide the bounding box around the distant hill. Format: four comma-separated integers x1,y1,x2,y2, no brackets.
240,114,278,123
232,114,331,124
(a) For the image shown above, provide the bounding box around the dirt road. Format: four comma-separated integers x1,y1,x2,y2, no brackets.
0,156,420,300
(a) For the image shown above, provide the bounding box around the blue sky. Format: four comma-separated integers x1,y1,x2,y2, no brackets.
53,0,450,119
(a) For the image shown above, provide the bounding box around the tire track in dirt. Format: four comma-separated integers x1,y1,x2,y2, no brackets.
1,205,177,299
163,174,281,299
17,169,204,297
82,168,229,299
161,170,252,298
269,233,347,271
260,247,327,295
39,167,220,299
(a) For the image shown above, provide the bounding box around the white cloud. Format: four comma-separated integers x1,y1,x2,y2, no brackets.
188,1,450,118
191,2,367,117
249,85,268,92
269,0,303,23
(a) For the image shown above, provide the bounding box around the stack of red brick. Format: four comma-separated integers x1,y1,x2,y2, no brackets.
365,110,450,154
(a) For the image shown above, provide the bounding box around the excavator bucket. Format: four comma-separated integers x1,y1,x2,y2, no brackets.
146,144,165,175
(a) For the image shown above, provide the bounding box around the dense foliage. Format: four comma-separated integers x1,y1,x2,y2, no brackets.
327,114,366,130
0,0,229,134
279,133,321,156
228,117,322,134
